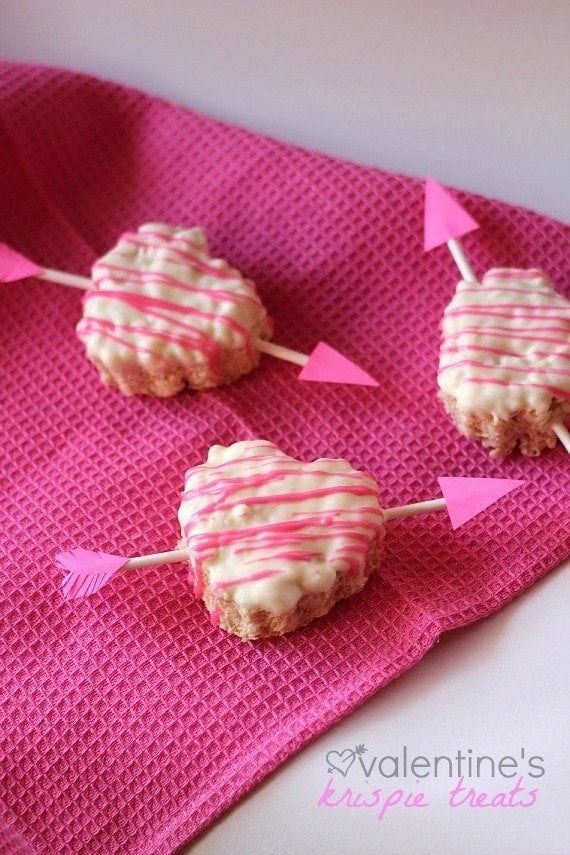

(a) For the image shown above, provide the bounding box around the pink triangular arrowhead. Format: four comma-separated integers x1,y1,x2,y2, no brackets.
438,477,525,530
424,176,480,251
0,242,43,282
298,342,379,387
56,548,129,600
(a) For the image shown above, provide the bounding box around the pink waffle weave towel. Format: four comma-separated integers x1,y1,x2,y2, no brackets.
0,62,569,855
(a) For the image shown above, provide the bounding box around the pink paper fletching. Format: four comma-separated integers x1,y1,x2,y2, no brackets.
0,242,43,282
438,477,525,530
57,548,129,599
298,342,379,387
424,177,480,251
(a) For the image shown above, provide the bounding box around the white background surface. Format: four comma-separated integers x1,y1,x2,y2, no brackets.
1,0,569,222
1,3,569,853
191,564,570,855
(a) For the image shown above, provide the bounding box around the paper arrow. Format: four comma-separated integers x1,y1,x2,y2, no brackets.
424,177,480,250
0,244,379,388
0,243,95,289
0,242,43,282
58,477,524,599
424,177,479,282
384,476,525,528
437,476,525,530
298,341,379,386
57,548,130,599
57,546,189,599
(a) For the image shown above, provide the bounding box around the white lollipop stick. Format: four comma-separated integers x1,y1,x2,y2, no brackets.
446,238,477,283
58,475,527,600
121,547,189,570
1,244,379,385
39,268,92,290
552,422,570,454
256,340,308,367
57,499,449,598
383,498,446,521
15,261,316,366
37,267,314,365
36,266,313,365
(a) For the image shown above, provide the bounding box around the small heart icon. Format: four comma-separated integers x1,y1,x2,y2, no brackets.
326,749,355,777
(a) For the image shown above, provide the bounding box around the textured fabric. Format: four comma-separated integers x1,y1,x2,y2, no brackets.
0,815,36,855
0,62,568,855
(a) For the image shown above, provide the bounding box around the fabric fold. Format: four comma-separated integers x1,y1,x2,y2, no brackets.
0,61,568,855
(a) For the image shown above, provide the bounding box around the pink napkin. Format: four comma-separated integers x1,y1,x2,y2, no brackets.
0,62,568,855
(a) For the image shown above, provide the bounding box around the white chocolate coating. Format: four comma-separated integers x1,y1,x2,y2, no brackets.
76,223,272,391
438,268,570,420
177,440,384,616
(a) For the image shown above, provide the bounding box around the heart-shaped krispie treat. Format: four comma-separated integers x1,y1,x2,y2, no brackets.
76,223,272,396
177,440,384,640
438,268,570,458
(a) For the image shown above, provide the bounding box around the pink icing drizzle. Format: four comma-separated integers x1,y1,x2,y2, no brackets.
76,226,269,382
179,444,383,612
210,570,281,593
116,230,241,281
96,262,263,308
439,268,570,400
